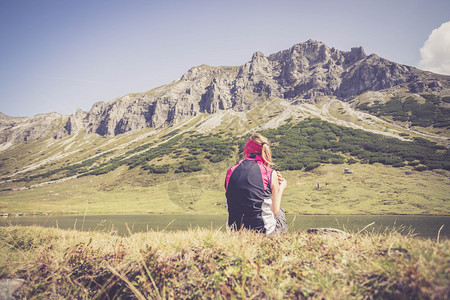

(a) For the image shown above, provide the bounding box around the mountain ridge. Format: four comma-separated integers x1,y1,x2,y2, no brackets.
1,40,450,144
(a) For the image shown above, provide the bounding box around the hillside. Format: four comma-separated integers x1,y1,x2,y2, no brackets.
1,98,449,215
0,40,449,216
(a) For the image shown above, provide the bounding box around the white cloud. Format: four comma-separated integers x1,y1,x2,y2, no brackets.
419,21,450,75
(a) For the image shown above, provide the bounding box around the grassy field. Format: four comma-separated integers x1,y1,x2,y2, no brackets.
1,96,449,217
1,163,449,216
0,225,448,299
1,93,449,298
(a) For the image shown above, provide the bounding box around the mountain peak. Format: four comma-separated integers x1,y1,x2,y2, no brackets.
2,40,449,143
300,39,325,46
350,46,366,59
251,51,265,61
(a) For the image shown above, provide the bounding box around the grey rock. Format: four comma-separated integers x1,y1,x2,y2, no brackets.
307,228,349,236
2,40,450,143
344,168,354,174
336,54,413,98
0,278,24,300
0,112,68,143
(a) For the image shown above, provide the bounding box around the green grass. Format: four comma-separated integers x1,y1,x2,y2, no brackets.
0,167,186,215
280,164,450,215
354,90,450,140
327,100,359,124
1,97,449,216
0,226,448,299
0,163,449,216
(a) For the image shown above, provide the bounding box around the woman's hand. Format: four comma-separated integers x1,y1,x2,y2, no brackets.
277,171,287,191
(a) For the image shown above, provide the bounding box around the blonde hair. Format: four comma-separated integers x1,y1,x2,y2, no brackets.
247,133,273,166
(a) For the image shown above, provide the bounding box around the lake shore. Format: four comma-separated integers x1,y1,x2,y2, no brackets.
2,214,449,239
2,211,450,217
1,226,448,299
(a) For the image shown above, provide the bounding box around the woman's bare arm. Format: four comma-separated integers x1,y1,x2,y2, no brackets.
271,171,287,216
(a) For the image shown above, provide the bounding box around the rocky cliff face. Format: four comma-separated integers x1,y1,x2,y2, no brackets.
2,40,450,141
0,112,67,143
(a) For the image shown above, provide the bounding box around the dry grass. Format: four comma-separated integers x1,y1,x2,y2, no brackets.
0,225,448,299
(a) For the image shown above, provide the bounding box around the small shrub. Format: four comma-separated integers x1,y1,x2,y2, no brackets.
304,163,320,172
426,163,443,170
208,156,225,163
330,158,345,164
148,164,171,174
177,161,203,173
408,160,420,166
347,158,357,164
392,162,406,168
414,165,428,172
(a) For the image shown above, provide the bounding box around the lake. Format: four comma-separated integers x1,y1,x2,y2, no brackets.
0,214,448,239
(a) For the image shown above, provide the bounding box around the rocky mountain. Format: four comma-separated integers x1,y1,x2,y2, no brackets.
2,40,450,142
0,112,67,144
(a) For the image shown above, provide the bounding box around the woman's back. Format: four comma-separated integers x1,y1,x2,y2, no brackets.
225,154,275,233
224,133,288,235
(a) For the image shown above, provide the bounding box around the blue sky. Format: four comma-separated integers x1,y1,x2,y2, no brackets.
1,0,449,117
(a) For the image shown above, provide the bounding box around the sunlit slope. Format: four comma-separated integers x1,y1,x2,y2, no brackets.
1,162,448,215
0,97,449,215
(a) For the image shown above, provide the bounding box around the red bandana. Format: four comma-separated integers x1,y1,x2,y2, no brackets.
244,138,263,154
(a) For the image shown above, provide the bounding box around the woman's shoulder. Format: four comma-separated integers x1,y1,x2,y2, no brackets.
227,159,244,172
259,161,274,172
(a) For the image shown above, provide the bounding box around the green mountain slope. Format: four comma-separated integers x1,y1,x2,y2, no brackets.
0,96,449,216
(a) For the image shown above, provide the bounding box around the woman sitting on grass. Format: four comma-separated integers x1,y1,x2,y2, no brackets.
225,133,288,235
